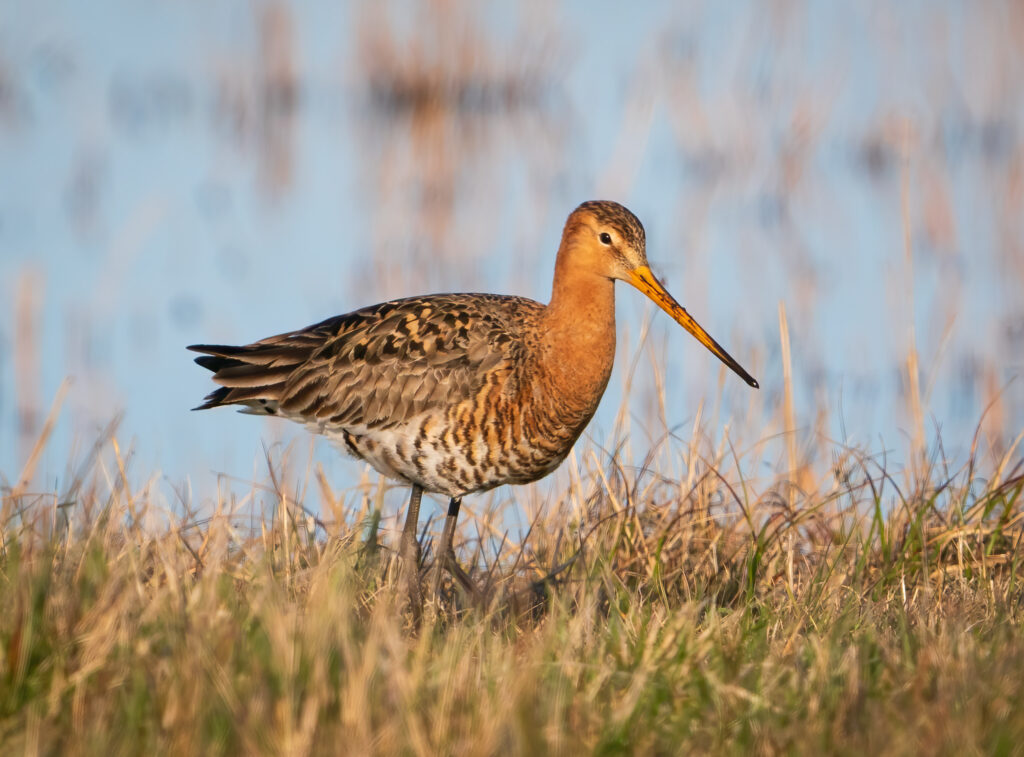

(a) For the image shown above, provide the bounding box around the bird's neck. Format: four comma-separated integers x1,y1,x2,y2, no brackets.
540,250,617,405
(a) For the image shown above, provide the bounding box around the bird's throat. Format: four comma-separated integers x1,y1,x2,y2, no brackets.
542,264,617,408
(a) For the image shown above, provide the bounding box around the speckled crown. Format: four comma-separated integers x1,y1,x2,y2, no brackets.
574,200,646,250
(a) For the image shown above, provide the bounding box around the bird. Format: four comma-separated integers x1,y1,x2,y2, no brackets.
189,200,758,611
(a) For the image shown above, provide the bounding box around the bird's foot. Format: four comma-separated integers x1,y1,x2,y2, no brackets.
429,547,481,609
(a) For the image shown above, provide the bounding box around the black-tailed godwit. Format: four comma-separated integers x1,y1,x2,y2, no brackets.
189,201,758,610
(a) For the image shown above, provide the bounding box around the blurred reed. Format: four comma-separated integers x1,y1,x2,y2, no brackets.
13,271,42,468
353,0,564,296
213,2,298,198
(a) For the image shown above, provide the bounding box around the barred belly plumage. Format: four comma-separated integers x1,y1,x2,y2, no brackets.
321,386,594,498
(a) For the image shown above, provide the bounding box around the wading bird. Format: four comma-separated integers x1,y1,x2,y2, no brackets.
190,201,757,611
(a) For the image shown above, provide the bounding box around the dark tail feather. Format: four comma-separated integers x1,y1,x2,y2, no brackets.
188,343,292,413
192,386,232,411
188,344,250,371
193,354,246,372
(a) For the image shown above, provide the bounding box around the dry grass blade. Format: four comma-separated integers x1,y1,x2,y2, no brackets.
2,380,70,525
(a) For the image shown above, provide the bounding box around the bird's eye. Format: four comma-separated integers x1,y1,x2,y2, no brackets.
599,232,612,245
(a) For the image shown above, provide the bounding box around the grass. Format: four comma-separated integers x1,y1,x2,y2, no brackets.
1,416,1022,756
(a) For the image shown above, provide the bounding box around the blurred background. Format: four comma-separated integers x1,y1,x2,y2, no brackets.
1,1,1022,522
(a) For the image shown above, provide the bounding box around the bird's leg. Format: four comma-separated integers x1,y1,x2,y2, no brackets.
430,497,481,602
430,497,461,600
399,484,424,617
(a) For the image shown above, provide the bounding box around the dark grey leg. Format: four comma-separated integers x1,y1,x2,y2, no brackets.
430,496,462,599
399,484,424,617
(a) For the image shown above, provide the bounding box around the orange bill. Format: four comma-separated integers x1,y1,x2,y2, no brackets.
628,265,759,388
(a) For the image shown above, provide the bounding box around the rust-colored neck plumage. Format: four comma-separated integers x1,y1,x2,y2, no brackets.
538,226,618,416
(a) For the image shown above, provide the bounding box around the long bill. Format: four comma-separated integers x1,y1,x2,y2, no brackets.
628,265,759,389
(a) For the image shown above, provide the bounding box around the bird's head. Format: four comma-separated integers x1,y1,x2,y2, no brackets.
563,200,759,389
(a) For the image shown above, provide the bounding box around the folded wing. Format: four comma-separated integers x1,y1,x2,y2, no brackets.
188,294,536,431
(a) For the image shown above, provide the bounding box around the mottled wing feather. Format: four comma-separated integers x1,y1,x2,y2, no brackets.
189,294,540,430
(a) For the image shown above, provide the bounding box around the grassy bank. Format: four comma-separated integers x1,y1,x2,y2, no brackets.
1,424,1022,756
